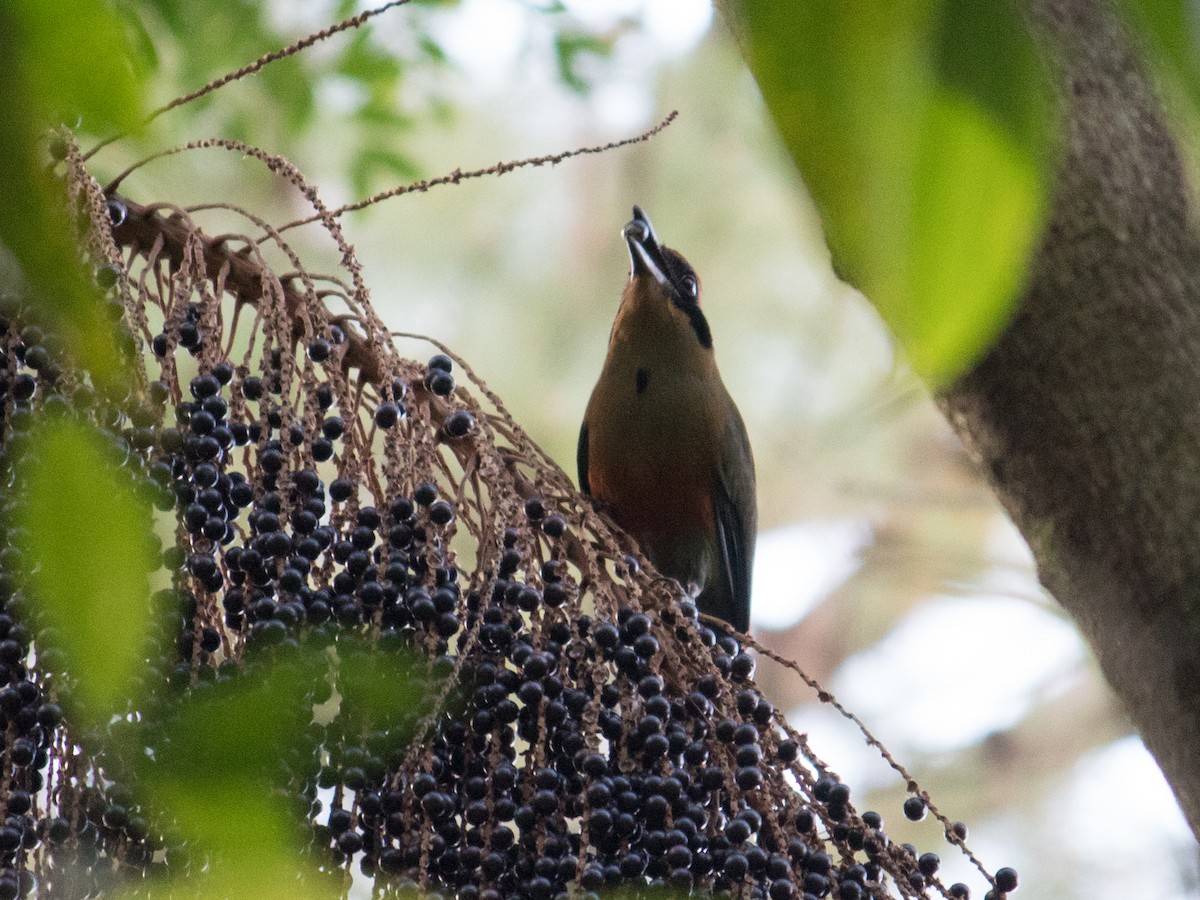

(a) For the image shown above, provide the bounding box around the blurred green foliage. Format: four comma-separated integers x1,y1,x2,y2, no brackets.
13,0,143,134
721,0,1053,385
1119,1,1199,94
14,417,155,723
0,3,440,892
554,31,621,94
0,0,142,389
1117,0,1200,131
129,664,329,899
3,0,150,720
119,645,420,897
107,0,458,196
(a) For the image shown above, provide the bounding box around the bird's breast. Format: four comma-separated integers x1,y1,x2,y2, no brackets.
585,361,719,538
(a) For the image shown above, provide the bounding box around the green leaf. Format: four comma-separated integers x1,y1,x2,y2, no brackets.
554,32,616,95
134,785,320,900
124,646,418,897
113,0,162,79
907,91,1044,373
723,0,1053,384
8,0,143,134
336,31,404,83
338,644,423,729
356,101,414,131
418,34,448,64
350,146,421,197
15,418,155,721
0,3,143,393
132,667,325,898
1118,1,1200,113
261,56,316,134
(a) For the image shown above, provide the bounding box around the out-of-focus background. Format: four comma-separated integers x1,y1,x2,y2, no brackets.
96,0,1198,895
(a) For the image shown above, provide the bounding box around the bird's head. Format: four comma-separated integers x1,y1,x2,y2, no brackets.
619,205,712,350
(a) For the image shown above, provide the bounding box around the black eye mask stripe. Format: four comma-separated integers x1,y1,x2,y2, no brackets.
661,248,712,349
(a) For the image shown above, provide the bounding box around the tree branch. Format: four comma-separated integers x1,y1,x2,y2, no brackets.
940,0,1200,840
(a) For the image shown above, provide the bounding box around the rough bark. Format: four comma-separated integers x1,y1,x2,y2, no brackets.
940,0,1200,840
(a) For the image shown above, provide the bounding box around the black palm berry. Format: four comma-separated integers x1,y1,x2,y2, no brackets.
309,338,332,362
36,702,63,728
260,446,286,472
190,374,220,399
9,739,34,767
754,698,775,724
12,374,35,401
903,796,927,822
538,514,566,539
242,376,263,400
724,852,749,880
828,782,851,805
428,500,454,526
633,633,659,658
994,867,1018,892
229,481,254,507
105,197,127,225
730,652,755,680
179,321,201,348
806,852,831,875
23,345,49,370
736,689,757,716
593,623,619,651
426,370,455,396
791,810,813,835
375,402,400,428
736,745,762,767
96,263,121,288
293,469,321,494
736,767,763,790
322,416,345,440
444,410,474,438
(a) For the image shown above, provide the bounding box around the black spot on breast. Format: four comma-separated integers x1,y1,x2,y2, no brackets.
636,369,650,394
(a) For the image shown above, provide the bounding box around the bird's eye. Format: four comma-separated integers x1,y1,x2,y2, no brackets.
681,275,699,299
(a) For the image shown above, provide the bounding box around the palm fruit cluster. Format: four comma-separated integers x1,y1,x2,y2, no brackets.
0,137,1017,899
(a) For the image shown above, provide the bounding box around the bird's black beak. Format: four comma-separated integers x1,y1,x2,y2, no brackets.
623,205,670,289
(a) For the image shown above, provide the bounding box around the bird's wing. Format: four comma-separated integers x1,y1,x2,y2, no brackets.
576,420,591,495
713,406,756,633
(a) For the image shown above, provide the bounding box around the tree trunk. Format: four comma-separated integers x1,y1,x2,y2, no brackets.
940,0,1200,841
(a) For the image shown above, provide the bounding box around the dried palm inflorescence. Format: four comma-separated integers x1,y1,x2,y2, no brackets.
0,31,1016,900
0,139,1018,900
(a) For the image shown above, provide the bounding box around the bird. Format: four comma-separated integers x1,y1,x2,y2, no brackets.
578,205,756,633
